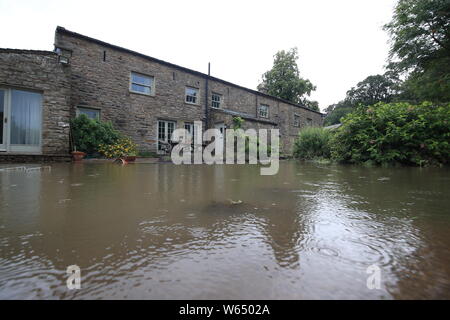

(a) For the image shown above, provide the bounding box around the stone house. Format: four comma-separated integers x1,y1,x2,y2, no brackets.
0,26,323,161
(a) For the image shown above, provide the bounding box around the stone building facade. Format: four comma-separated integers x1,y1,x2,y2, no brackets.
0,26,322,161
0,49,72,161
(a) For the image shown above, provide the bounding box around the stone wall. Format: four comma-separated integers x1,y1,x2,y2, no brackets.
0,49,72,156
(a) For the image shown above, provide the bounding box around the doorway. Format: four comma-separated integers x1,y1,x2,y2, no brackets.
214,122,225,156
0,88,42,153
157,119,176,154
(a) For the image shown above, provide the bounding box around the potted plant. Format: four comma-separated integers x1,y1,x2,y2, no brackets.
70,123,86,162
98,137,138,165
123,151,137,163
70,114,122,162
71,148,87,162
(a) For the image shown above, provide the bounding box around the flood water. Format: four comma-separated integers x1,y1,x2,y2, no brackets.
0,161,449,299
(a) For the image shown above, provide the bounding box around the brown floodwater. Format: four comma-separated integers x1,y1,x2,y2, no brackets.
0,161,449,299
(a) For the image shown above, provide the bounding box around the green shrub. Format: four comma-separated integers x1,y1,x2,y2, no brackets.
331,102,450,166
70,114,122,154
293,127,332,159
98,137,138,159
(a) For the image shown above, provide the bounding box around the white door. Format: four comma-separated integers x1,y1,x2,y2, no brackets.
184,122,193,144
0,88,42,153
157,120,176,154
214,123,225,157
0,89,6,151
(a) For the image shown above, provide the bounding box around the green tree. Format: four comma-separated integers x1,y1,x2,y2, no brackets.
346,74,398,106
258,47,316,107
384,0,450,102
323,102,353,126
302,99,320,112
324,73,398,125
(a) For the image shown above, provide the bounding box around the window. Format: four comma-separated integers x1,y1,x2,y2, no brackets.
77,107,100,120
0,88,42,152
130,72,154,95
294,114,300,127
306,118,313,126
258,104,269,118
185,87,199,104
211,93,222,108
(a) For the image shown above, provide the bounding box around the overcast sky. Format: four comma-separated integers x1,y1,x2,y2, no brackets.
0,0,397,111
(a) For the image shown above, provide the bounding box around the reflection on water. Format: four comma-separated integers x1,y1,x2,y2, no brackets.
0,162,449,299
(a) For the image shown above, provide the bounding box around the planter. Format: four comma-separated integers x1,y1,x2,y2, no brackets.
114,156,136,165
124,156,136,162
71,151,86,162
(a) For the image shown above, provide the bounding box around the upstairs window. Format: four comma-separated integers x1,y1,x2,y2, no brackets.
258,104,269,118
185,87,199,104
294,114,300,127
211,93,222,108
130,72,154,95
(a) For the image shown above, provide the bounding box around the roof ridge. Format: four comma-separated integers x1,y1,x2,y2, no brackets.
55,26,323,115
0,48,55,55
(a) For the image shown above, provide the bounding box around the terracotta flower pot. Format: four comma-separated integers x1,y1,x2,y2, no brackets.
71,151,86,162
124,156,136,162
115,156,135,165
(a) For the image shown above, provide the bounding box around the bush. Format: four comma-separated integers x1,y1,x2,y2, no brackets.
293,127,332,159
98,137,137,159
331,102,450,166
70,114,122,154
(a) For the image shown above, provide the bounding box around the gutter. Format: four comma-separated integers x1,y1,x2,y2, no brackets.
205,63,210,129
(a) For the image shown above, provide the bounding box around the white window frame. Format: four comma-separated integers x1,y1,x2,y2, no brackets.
258,104,269,118
185,86,200,105
211,93,222,109
0,88,7,152
294,114,300,127
129,72,155,96
76,107,100,120
0,87,43,153
157,119,176,154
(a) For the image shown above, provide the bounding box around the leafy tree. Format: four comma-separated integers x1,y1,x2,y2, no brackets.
258,48,316,107
384,0,450,102
324,73,398,125
346,74,398,106
323,104,353,126
302,99,320,112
